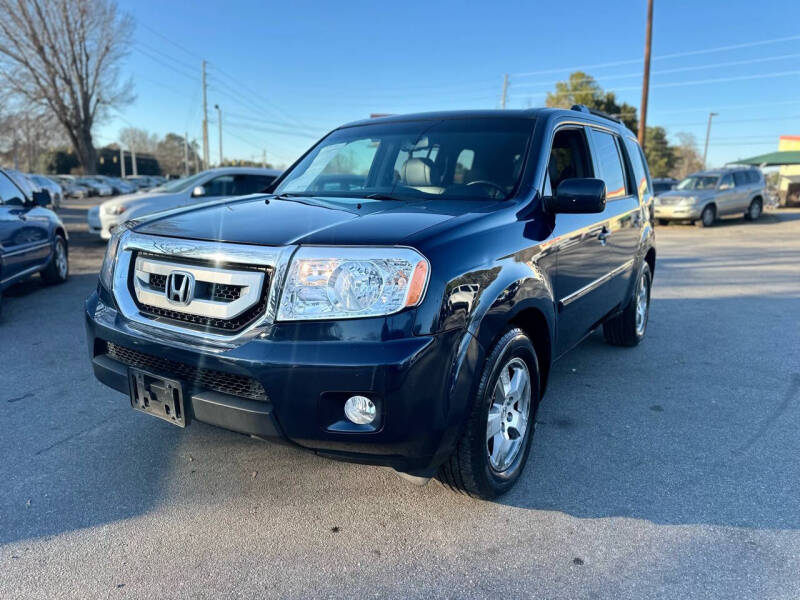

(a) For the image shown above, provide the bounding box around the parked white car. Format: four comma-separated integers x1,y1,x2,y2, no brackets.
88,167,281,239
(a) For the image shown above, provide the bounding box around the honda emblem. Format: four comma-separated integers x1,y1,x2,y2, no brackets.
165,271,195,306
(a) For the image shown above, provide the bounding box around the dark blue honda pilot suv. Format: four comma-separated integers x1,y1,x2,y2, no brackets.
86,106,656,498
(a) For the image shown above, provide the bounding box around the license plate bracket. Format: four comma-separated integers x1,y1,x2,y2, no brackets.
128,367,187,427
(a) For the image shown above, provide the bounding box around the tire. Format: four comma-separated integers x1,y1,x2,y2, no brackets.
603,262,652,347
697,204,716,228
744,197,762,221
41,235,69,284
657,219,669,226
437,328,540,499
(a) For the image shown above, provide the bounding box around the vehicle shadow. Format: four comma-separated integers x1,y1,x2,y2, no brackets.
497,295,800,529
2,283,798,547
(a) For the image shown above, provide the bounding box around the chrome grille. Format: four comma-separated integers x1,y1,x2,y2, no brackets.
130,253,271,334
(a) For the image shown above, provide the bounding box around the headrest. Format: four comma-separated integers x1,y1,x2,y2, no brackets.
402,157,439,187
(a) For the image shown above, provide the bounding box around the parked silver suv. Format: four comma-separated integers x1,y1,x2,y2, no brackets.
654,168,765,227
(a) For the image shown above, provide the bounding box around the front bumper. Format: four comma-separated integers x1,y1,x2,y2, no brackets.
85,291,478,474
654,203,701,220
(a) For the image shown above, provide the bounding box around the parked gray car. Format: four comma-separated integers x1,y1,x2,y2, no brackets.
654,168,766,227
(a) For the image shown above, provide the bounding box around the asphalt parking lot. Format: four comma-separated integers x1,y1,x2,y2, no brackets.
1,202,799,599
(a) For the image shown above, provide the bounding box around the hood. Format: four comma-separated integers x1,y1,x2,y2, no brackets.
102,191,183,219
132,195,499,246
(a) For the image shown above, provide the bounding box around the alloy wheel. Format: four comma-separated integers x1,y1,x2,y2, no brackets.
635,271,649,336
55,240,68,279
486,357,531,472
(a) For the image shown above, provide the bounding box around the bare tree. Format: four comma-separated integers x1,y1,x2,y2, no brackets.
119,126,159,155
671,132,704,180
0,0,134,174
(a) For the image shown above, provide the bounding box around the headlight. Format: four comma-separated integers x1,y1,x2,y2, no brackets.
277,247,429,321
653,196,661,205
99,227,128,290
678,196,696,206
104,203,127,215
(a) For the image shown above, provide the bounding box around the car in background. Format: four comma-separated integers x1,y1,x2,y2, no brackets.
78,177,114,197
95,175,138,195
28,174,64,209
654,168,766,227
652,177,677,194
124,175,162,191
88,167,281,239
53,176,91,199
0,168,69,317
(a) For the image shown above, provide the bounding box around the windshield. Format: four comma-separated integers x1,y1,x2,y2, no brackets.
677,175,719,190
150,172,206,193
274,118,534,201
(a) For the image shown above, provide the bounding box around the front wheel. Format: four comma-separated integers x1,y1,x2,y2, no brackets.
744,198,762,221
697,205,716,228
41,235,69,284
603,262,652,347
437,328,539,499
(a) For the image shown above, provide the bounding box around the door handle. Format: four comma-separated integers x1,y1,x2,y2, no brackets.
598,226,610,246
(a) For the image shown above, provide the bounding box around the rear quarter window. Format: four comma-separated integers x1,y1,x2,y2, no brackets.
592,130,628,199
623,138,652,203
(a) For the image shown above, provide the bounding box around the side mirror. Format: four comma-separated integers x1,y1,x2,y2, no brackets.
545,178,606,214
32,190,50,207
191,185,206,198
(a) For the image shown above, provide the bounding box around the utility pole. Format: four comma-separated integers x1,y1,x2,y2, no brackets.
183,132,189,176
214,104,223,166
500,74,509,109
703,112,718,168
120,146,125,178
131,145,138,176
637,0,654,148
202,59,209,169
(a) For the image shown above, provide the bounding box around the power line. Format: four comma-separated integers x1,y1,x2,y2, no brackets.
512,53,800,90
512,33,800,77
133,46,199,82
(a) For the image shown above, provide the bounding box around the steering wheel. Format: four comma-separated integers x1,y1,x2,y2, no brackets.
466,180,507,198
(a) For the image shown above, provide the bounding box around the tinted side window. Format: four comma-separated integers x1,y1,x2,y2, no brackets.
623,137,652,203
733,171,749,186
543,127,593,196
748,171,760,184
0,172,25,205
592,130,627,199
719,174,734,189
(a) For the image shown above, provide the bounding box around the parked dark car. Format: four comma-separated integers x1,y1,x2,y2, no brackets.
652,177,677,194
0,168,69,316
86,106,655,498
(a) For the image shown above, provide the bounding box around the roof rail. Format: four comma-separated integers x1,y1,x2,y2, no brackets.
570,104,624,125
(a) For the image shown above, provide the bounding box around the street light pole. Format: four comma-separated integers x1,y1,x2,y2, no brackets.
214,104,223,166
703,112,718,168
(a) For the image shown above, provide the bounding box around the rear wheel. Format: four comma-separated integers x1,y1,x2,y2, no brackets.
744,197,762,221
41,235,69,284
698,205,716,227
437,328,539,499
603,262,652,347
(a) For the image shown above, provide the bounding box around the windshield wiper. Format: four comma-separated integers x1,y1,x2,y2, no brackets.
365,193,403,201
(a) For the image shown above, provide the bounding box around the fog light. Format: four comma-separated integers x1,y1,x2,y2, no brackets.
344,395,376,425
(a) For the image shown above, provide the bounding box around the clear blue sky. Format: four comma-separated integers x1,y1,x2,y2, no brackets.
99,0,800,169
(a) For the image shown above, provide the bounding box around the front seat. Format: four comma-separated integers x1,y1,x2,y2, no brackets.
401,157,444,194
